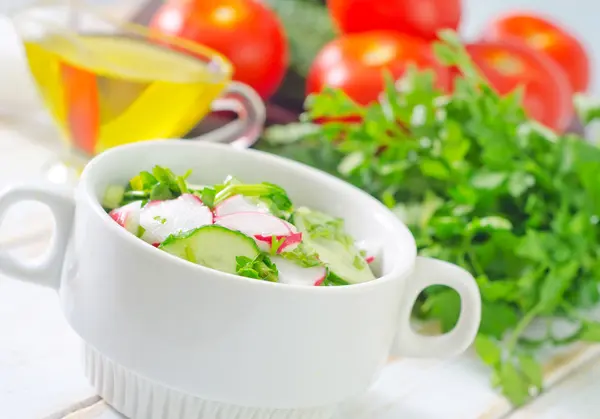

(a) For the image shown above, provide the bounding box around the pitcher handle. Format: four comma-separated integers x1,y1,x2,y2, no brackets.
188,81,266,149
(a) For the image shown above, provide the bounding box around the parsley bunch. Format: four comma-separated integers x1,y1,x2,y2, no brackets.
263,30,600,406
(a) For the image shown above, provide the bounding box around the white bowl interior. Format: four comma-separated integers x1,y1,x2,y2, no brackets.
81,140,416,281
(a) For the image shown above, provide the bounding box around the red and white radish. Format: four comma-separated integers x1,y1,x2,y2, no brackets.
215,212,301,252
255,232,302,253
109,201,142,235
140,193,213,244
214,195,270,217
271,256,326,287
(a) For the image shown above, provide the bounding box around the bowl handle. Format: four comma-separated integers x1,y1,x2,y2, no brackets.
0,184,74,290
393,256,482,357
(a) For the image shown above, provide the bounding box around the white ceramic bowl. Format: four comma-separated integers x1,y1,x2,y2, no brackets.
0,141,481,419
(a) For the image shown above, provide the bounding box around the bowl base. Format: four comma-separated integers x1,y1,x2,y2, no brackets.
82,344,337,419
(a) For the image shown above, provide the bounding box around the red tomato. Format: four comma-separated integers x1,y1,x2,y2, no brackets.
465,41,573,131
482,13,590,93
306,31,450,106
327,0,461,40
150,0,288,99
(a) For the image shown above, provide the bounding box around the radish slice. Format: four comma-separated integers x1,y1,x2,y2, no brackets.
109,201,142,235
214,195,269,217
140,193,213,244
215,212,297,251
271,256,326,287
255,232,302,253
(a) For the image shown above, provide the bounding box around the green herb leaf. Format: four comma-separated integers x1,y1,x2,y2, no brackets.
150,183,174,201
320,269,350,286
153,215,167,225
199,187,216,209
270,235,287,255
474,335,502,366
579,320,600,342
280,243,323,268
235,253,279,282
574,93,600,125
518,354,543,390
124,166,192,206
499,360,532,407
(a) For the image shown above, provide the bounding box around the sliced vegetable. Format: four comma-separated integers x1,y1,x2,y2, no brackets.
160,225,260,274
109,201,142,235
214,194,270,217
271,256,326,286
105,172,379,289
102,185,125,210
214,181,293,218
255,232,303,254
293,207,375,284
215,212,299,251
140,193,213,244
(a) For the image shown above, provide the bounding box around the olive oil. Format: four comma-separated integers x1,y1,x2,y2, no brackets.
24,34,229,155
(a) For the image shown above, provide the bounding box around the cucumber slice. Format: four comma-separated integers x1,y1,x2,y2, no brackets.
159,225,260,274
293,207,376,284
102,185,125,210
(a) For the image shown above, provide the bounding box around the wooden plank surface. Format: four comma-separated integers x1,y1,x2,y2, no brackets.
53,343,600,419
507,356,600,419
0,237,96,419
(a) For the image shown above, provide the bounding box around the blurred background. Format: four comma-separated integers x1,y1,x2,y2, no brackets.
0,0,597,124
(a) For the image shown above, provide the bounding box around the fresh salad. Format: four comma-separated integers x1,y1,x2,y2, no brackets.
102,166,378,286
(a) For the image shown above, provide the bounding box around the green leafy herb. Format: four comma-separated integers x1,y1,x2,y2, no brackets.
235,254,279,282
320,269,350,286
280,243,323,267
198,187,217,209
352,255,365,270
270,235,287,255
111,166,194,208
137,225,146,238
262,29,600,405
574,93,600,125
153,215,167,225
